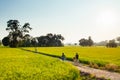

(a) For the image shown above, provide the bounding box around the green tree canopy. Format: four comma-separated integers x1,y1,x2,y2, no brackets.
79,36,94,46
106,39,117,48
2,20,32,47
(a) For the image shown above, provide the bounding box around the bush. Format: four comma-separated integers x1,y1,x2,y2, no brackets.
106,40,117,48
2,37,9,46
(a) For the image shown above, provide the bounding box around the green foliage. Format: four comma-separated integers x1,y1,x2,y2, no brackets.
106,39,117,48
2,37,9,46
2,20,32,47
37,33,64,47
0,47,80,80
79,36,94,46
28,46,120,72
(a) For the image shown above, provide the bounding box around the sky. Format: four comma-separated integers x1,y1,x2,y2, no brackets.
0,0,120,43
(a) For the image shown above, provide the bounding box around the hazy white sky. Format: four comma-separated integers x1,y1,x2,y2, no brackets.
0,0,120,43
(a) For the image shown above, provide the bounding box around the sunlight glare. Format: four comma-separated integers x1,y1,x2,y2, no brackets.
97,10,118,25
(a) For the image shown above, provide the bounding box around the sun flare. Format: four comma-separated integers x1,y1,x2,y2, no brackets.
97,10,118,25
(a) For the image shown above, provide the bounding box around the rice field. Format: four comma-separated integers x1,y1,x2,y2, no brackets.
25,46,120,72
0,47,80,80
1,46,120,80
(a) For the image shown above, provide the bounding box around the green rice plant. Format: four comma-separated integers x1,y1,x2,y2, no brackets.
25,46,120,72
0,47,80,80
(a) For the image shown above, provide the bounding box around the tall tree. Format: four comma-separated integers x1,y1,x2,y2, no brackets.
2,20,32,47
88,36,94,46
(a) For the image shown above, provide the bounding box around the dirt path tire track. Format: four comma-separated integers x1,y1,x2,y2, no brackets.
70,62,120,80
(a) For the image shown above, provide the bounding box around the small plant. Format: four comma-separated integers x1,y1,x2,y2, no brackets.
105,64,118,71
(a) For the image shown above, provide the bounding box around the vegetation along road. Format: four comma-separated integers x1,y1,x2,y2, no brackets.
23,46,120,80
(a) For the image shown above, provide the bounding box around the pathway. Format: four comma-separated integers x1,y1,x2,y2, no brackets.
69,61,120,80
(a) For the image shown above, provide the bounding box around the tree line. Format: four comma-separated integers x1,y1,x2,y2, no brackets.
79,38,119,48
1,19,119,48
2,20,64,47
